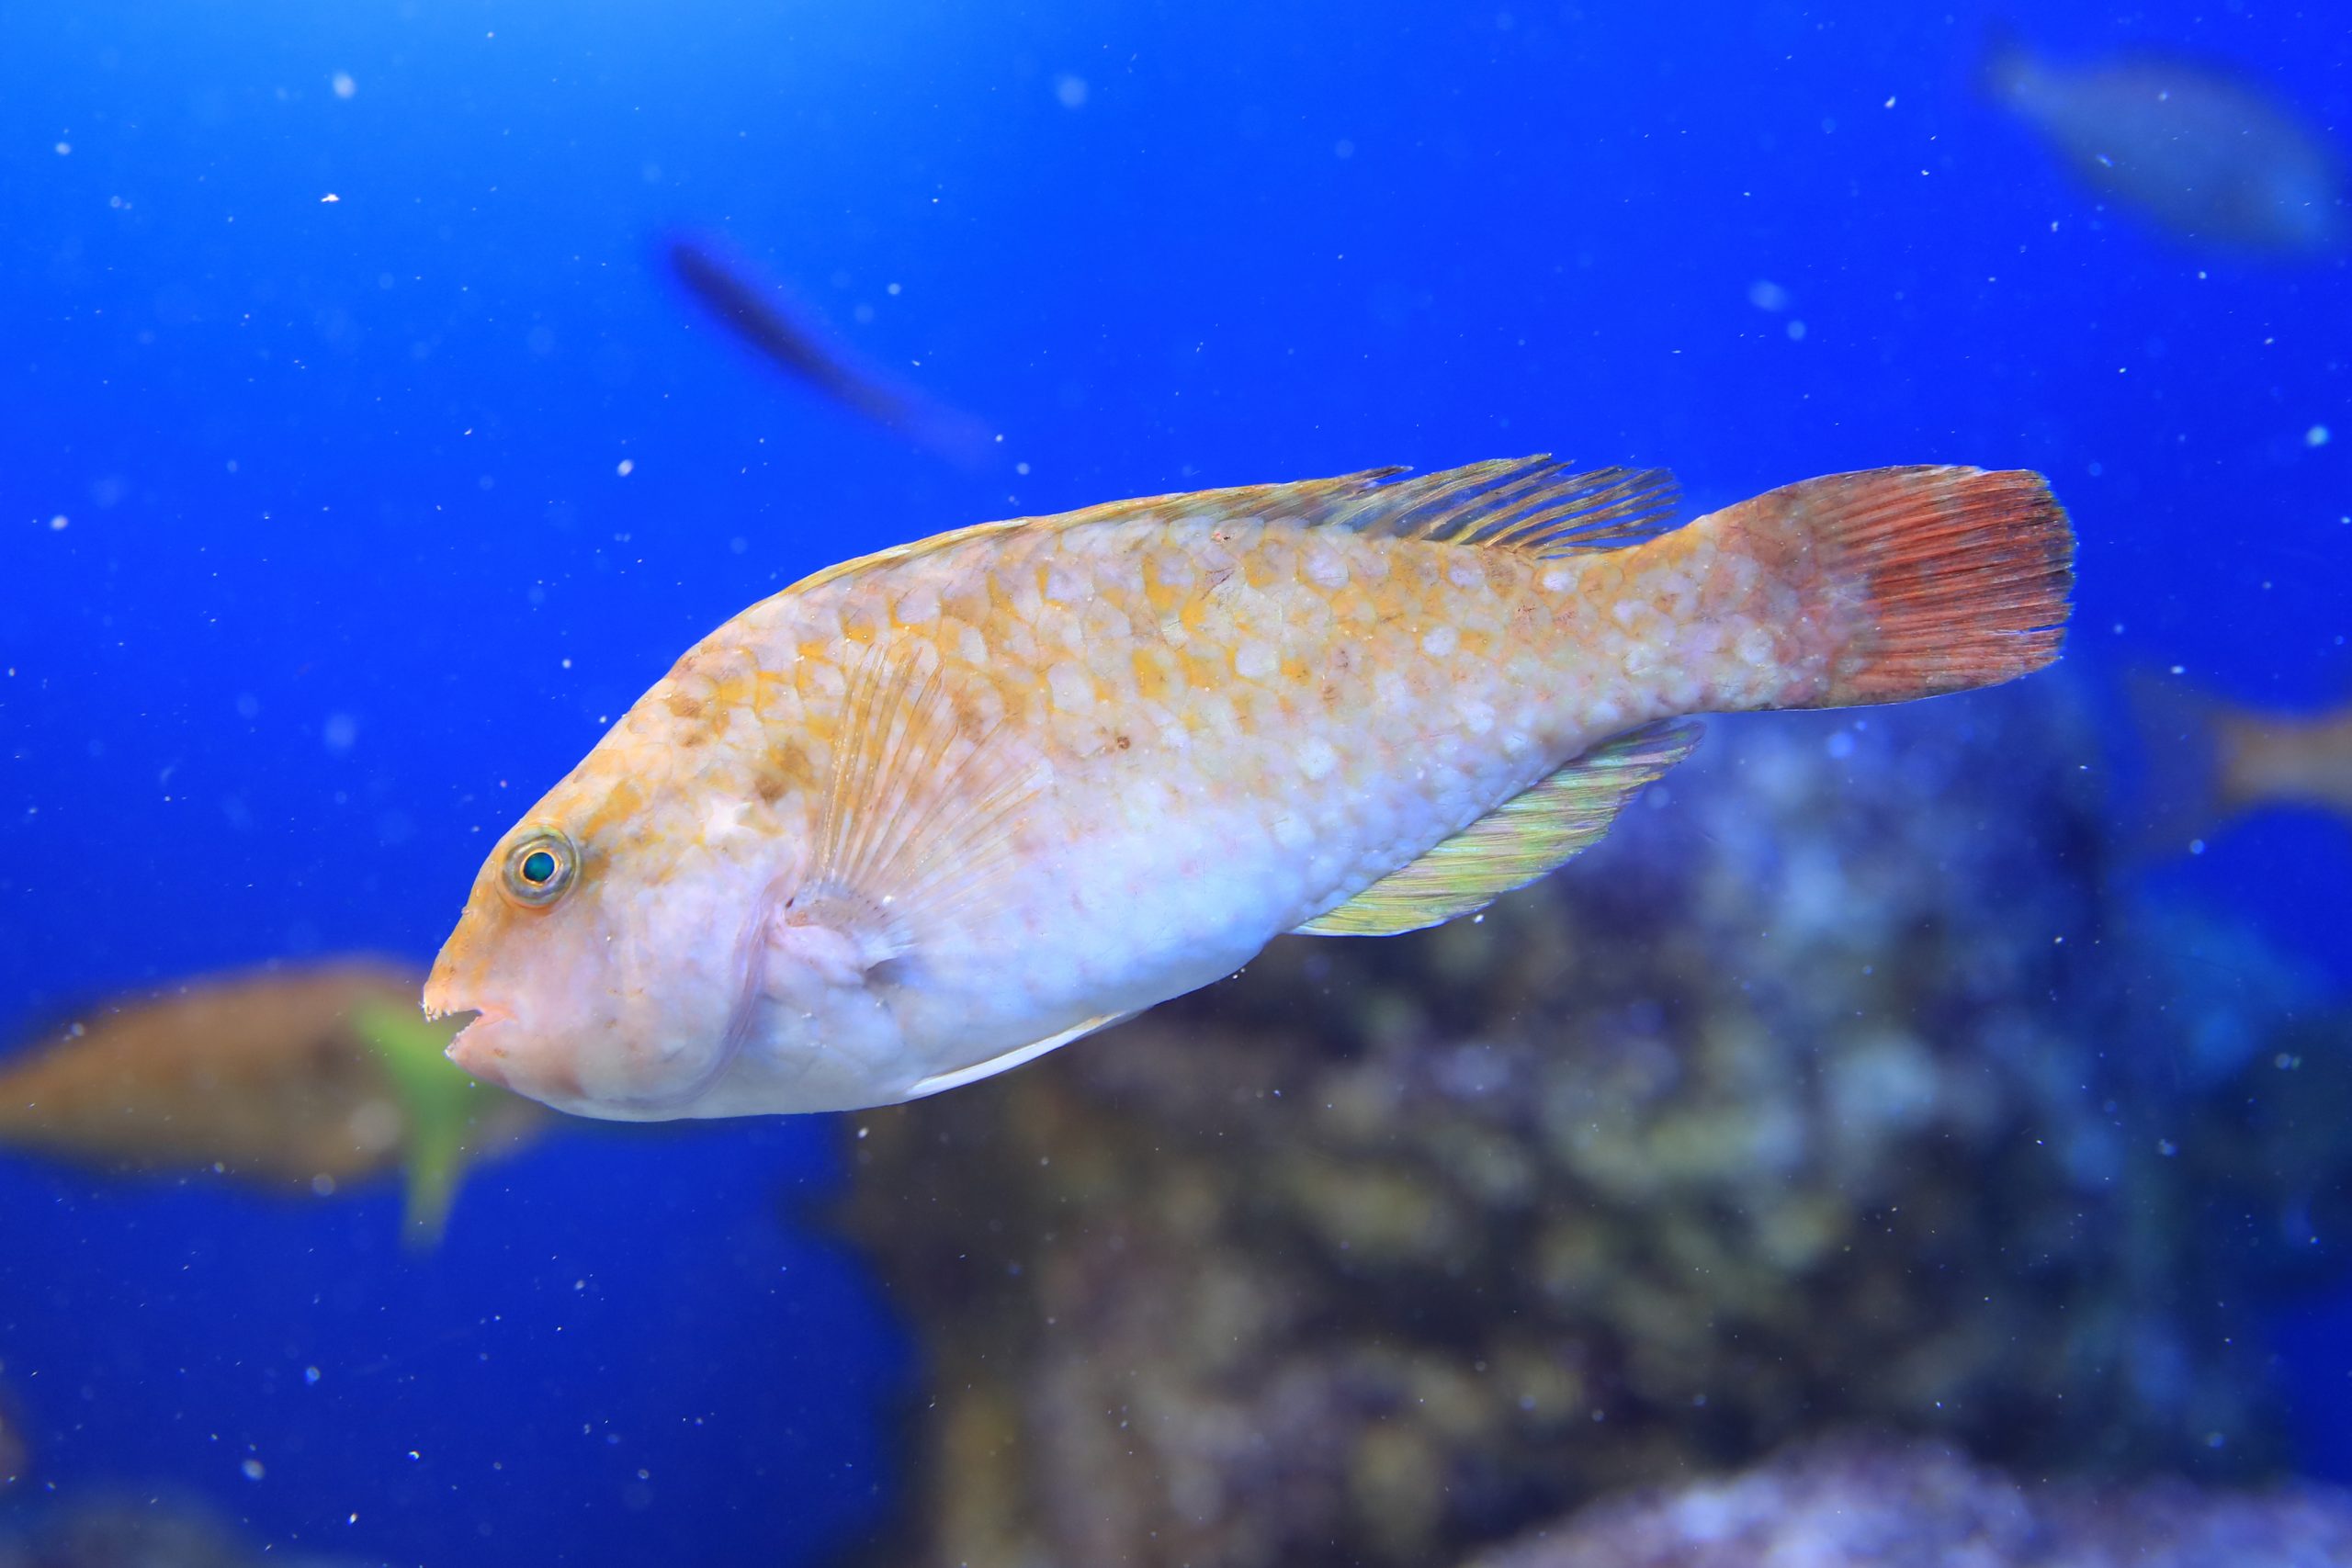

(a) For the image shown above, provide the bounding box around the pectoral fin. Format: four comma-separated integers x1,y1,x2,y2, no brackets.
1295,720,1702,936
778,641,1048,979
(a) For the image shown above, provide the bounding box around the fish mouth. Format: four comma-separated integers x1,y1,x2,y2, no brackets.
434,1000,518,1088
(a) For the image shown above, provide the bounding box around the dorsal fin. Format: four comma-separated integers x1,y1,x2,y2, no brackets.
1292,458,1680,554
788,457,1681,595
1295,720,1702,937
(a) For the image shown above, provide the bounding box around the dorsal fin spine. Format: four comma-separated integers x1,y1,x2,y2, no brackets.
786,456,1683,598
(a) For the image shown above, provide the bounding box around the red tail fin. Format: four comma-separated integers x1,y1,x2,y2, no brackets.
1713,466,2075,708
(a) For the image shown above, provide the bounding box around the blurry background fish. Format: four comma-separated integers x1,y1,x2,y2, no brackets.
0,959,549,1247
1984,26,2346,254
0,1484,376,1568
0,1380,23,1491
2132,673,2352,853
663,232,995,468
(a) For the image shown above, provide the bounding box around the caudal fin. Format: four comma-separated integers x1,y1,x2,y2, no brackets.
1710,466,2074,709
2122,669,2233,857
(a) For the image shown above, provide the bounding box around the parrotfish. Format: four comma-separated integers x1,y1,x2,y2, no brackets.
425,457,2074,1120
1985,30,2345,254
0,959,548,1244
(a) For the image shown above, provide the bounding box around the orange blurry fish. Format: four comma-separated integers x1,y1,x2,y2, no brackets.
426,457,2074,1121
0,958,548,1245
2132,675,2352,850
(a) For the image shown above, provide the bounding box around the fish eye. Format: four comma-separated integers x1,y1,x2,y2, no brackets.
500,829,578,908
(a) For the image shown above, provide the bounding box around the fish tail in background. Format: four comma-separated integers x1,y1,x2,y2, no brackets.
351,999,480,1249
1698,466,2075,710
2121,671,2241,856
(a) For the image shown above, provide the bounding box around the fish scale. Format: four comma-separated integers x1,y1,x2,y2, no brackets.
425,457,2074,1120
695,519,1566,929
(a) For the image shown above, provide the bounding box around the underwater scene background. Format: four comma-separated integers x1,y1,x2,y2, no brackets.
4,1,2349,1563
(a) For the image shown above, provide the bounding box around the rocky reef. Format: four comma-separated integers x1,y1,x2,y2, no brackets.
832,682,2350,1568
1467,1435,2352,1568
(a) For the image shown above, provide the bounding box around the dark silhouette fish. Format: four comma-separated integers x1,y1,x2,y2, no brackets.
663,235,990,465
1985,31,2345,254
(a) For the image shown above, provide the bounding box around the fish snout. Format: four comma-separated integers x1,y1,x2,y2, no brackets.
423,933,516,1087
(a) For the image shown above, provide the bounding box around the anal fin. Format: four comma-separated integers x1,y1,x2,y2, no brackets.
1295,720,1702,937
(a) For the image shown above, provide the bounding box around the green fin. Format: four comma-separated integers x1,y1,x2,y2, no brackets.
1295,721,1702,937
350,998,479,1250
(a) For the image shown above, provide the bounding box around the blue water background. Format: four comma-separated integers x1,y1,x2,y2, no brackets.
4,1,2348,1561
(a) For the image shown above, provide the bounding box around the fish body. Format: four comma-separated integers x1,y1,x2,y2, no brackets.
427,457,2072,1121
0,959,546,1242
1987,34,2344,254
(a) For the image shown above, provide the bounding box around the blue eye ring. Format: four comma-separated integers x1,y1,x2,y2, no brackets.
500,829,577,908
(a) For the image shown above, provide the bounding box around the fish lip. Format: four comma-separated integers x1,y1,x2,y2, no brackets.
439,1002,516,1080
